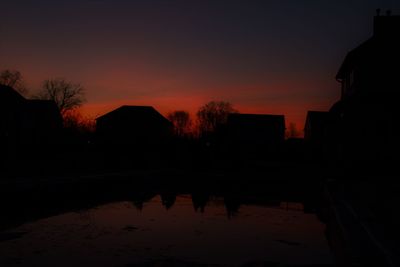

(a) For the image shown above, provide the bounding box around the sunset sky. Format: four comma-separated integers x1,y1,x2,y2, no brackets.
2,0,399,130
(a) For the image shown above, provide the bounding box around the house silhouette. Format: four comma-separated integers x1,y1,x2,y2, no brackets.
336,14,400,101
25,100,63,146
329,13,400,163
0,85,63,160
96,105,173,146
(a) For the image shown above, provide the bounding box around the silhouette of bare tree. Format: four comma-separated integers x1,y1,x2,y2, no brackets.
286,122,302,138
63,109,95,133
0,69,28,96
36,78,86,115
167,110,192,138
196,101,237,137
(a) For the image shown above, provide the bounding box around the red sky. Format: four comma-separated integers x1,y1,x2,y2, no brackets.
79,78,338,131
2,1,398,133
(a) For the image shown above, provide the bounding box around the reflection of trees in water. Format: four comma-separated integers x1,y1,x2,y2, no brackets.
128,190,243,217
160,193,177,210
132,200,144,210
124,187,318,219
191,193,210,213
1,174,322,233
224,195,241,218
131,192,157,211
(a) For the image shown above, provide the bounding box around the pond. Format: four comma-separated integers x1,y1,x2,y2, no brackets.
0,193,332,267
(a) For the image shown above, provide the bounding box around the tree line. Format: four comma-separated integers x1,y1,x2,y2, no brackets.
1,69,302,138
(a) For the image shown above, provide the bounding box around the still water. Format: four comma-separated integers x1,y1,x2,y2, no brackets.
0,194,332,267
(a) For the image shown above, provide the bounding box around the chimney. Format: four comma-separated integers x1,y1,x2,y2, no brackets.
373,11,400,38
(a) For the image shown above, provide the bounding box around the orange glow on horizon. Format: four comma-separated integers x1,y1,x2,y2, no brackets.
80,95,333,136
21,70,336,136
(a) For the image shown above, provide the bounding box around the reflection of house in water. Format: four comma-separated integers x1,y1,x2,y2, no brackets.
304,111,330,161
328,13,400,163
96,106,172,146
225,113,285,160
0,85,62,160
124,191,317,219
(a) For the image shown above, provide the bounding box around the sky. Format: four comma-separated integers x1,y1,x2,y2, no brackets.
1,0,400,130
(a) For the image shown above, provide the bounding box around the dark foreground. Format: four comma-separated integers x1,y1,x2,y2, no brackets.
0,195,331,267
0,168,334,267
0,167,399,267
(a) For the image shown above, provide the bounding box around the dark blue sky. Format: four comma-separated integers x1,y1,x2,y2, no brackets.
1,0,399,127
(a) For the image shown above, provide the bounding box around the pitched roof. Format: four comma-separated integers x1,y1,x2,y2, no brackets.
336,38,374,81
0,84,25,102
336,15,400,81
96,105,171,125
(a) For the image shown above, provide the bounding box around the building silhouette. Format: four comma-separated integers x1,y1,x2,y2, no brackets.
304,111,330,161
225,113,285,160
328,13,400,164
96,105,173,146
25,100,63,146
0,85,62,160
95,106,173,166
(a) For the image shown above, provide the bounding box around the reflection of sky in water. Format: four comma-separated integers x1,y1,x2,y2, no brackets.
0,195,332,266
